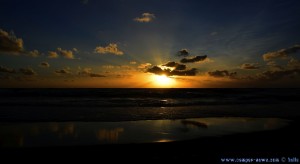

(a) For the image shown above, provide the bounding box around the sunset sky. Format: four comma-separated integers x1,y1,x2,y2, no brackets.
1,0,300,87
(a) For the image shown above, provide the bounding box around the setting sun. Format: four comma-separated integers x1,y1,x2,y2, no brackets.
152,74,175,87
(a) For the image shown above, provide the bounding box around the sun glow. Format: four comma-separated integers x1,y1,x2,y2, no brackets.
152,74,175,87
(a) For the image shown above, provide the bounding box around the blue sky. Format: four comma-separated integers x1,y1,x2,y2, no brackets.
1,0,300,87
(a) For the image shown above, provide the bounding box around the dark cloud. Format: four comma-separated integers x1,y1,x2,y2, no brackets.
78,68,106,77
177,49,189,57
174,64,187,70
40,62,50,68
89,73,106,77
170,68,197,76
241,63,260,70
0,29,24,54
19,68,36,76
180,55,207,63
162,61,186,70
258,69,300,80
147,66,167,75
162,61,177,67
146,65,197,76
263,45,300,61
0,66,16,73
208,70,237,78
55,69,70,74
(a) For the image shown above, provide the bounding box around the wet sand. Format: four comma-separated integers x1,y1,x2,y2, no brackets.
1,119,299,163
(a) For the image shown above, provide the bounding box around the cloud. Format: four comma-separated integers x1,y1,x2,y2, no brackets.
73,48,78,52
78,67,92,75
134,13,155,23
89,73,106,77
138,63,152,69
262,45,300,61
258,69,300,80
95,43,124,55
170,68,197,76
130,61,137,65
40,62,50,68
177,49,189,57
0,29,40,57
287,58,300,69
146,65,197,76
78,67,106,78
208,70,237,78
57,48,74,59
0,29,24,54
48,51,59,58
55,69,70,74
180,55,207,63
27,50,40,57
0,65,16,73
201,57,214,63
241,63,260,70
162,61,186,70
19,68,36,76
266,61,284,71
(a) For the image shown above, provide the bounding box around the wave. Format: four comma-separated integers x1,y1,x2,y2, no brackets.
0,88,299,107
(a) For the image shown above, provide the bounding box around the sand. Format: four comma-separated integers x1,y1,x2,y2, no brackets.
1,119,299,163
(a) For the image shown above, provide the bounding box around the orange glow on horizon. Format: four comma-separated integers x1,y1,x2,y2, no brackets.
151,74,176,87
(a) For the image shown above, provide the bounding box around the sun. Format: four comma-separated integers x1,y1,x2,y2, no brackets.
152,74,175,87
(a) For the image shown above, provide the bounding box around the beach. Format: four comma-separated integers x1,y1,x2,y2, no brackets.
1,120,299,163
0,88,299,162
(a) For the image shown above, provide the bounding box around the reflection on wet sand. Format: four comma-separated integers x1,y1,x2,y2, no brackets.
0,135,24,147
96,128,124,143
179,120,208,132
181,120,208,129
0,118,289,148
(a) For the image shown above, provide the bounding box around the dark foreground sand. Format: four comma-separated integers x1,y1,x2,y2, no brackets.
1,119,299,163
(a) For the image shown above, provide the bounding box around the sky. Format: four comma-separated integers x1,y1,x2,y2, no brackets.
1,0,300,88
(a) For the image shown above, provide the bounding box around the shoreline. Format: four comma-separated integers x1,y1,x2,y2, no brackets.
1,104,300,122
